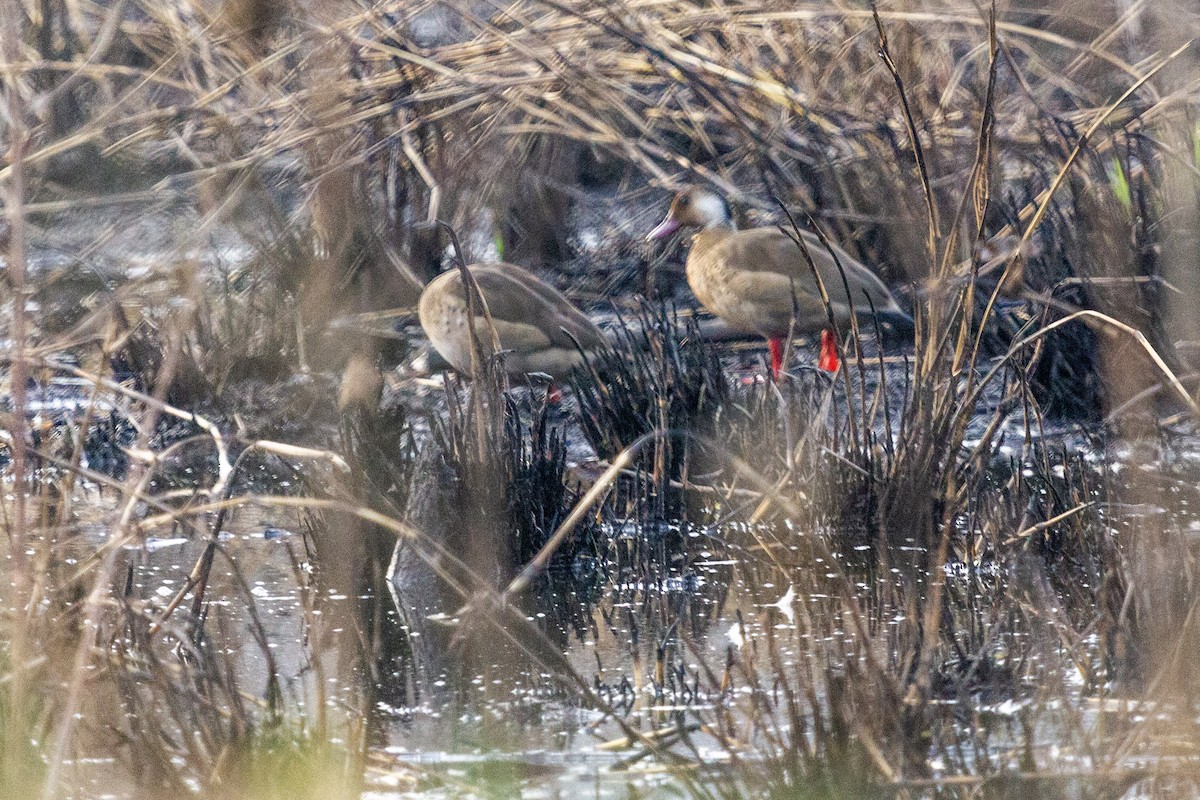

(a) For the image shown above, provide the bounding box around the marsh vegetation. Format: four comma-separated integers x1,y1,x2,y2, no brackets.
3,1,1200,797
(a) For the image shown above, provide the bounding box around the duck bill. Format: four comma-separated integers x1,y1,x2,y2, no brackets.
647,217,681,241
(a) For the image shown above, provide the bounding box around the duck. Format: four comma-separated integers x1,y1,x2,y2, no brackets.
418,262,606,383
648,187,912,376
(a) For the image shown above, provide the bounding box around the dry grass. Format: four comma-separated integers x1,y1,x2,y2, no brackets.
3,0,1200,798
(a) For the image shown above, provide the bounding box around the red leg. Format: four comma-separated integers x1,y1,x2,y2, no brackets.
768,337,784,379
818,329,840,373
546,383,563,405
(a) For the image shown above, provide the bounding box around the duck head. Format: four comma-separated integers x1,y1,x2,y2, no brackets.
647,187,733,240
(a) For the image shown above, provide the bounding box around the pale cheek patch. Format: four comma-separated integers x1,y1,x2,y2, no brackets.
694,193,730,227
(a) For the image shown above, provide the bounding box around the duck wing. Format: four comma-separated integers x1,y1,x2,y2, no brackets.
700,228,898,328
449,263,606,354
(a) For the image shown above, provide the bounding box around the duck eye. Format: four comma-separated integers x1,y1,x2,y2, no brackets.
677,196,690,207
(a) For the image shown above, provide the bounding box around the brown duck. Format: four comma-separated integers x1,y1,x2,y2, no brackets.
418,262,606,383
648,187,912,376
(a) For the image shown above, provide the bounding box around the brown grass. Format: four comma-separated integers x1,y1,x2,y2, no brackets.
4,1,1200,797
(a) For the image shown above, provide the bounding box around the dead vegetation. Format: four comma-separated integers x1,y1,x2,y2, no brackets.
4,0,1200,798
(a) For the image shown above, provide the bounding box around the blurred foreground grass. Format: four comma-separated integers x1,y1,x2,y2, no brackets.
4,1,1200,798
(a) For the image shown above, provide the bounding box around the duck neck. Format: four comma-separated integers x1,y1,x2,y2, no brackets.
689,222,735,260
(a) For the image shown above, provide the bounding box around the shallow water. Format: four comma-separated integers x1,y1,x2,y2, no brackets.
75,480,1136,797
11,359,1200,799
10,192,1200,800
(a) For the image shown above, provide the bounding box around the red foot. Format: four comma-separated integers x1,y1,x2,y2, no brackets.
546,384,563,405
818,329,839,373
768,337,784,380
